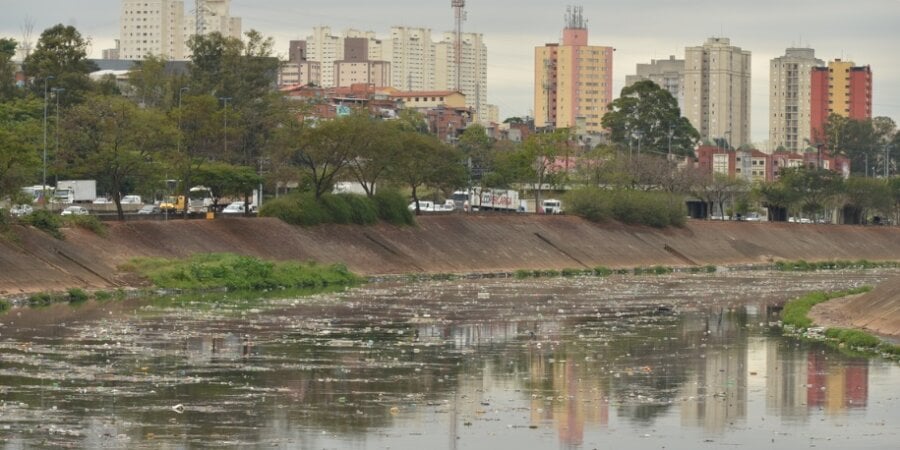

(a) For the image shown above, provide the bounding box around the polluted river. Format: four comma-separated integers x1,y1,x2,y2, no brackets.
1,269,898,449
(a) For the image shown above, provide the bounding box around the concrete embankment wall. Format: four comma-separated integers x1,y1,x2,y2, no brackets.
3,215,900,297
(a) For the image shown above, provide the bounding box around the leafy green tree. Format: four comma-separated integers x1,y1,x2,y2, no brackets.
272,115,360,200
841,177,891,225
127,55,173,109
601,80,699,157
457,124,493,184
692,173,748,220
0,98,42,200
344,114,402,197
755,181,798,222
779,167,843,219
391,131,466,214
22,24,96,104
193,162,262,213
512,129,570,208
60,95,176,219
0,38,19,101
187,30,278,105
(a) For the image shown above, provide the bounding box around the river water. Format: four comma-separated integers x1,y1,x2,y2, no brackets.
1,270,898,449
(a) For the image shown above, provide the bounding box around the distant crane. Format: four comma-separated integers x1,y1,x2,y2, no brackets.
451,0,466,92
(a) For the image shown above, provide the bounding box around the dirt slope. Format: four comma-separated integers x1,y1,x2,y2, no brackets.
3,216,900,297
810,276,900,339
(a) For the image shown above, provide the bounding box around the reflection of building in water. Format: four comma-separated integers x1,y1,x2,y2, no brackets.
807,352,868,413
184,334,253,366
415,322,521,349
679,311,748,432
765,342,869,418
766,341,809,419
526,344,609,447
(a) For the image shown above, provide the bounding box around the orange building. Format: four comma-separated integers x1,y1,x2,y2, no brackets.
534,6,613,134
810,60,872,143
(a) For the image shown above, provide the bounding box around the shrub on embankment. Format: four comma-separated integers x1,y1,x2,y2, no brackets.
17,210,107,239
259,191,413,226
564,188,686,228
123,253,361,291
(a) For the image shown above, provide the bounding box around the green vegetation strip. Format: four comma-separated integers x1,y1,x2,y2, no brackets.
774,259,900,272
781,287,900,359
123,253,362,291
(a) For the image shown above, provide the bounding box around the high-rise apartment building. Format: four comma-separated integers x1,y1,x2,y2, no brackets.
533,7,613,134
810,59,872,143
769,48,823,152
119,0,241,61
119,0,186,60
626,55,685,110
306,28,385,88
334,37,391,88
436,32,488,121
388,27,436,92
684,37,752,147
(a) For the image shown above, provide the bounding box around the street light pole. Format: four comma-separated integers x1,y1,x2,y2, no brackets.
177,87,189,153
41,76,54,204
52,88,64,185
219,97,231,155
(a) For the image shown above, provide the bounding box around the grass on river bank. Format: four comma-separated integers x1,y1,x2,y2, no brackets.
781,287,900,359
122,253,362,291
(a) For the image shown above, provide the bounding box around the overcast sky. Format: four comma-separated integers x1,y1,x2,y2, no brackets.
2,1,899,144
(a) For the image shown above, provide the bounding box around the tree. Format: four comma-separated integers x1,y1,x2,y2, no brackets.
273,116,358,200
0,38,18,101
842,177,891,225
0,98,42,201
692,173,748,220
344,114,402,197
755,181,798,222
187,30,278,106
22,24,96,104
601,80,699,157
391,130,466,214
60,95,176,220
127,55,173,109
514,129,570,210
457,124,493,184
779,167,843,219
193,162,262,214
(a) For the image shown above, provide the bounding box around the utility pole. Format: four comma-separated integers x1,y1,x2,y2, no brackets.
52,88,64,186
220,97,231,155
41,76,54,205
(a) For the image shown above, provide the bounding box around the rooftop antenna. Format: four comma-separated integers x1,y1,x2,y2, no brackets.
451,0,466,92
195,0,208,36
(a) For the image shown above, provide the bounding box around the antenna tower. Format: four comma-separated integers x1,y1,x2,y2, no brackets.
451,0,466,92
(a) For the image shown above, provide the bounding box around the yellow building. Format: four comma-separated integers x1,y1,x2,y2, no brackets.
534,6,613,134
391,91,467,109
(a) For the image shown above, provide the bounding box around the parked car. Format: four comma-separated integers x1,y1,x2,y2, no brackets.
222,201,257,214
10,204,33,217
137,204,161,215
60,206,89,216
121,195,142,204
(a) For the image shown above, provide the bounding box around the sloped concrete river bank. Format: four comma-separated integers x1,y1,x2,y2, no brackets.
1,270,898,449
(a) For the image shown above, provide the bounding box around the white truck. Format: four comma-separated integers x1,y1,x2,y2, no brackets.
470,188,520,212
541,199,563,214
55,180,97,204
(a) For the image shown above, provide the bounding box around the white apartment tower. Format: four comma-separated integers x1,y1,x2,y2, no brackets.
769,48,823,152
388,27,436,91
119,0,186,60
306,28,384,88
119,0,241,61
684,37,752,147
436,32,488,121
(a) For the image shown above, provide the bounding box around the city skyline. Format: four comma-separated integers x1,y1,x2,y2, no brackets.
1,0,898,145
